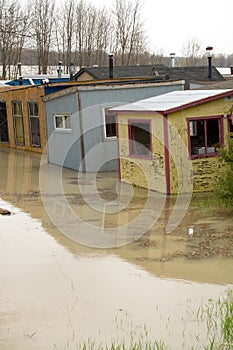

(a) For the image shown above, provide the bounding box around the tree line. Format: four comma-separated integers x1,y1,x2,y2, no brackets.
0,0,233,79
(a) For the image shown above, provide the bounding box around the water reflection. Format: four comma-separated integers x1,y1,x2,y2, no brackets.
0,148,232,284
0,148,232,350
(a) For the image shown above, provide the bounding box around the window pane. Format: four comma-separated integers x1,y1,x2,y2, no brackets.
105,112,116,137
190,119,220,156
64,115,71,129
190,120,205,155
14,116,25,145
30,117,41,146
13,103,24,145
29,102,38,116
55,116,63,128
0,102,9,143
13,102,21,116
206,119,219,152
130,122,151,156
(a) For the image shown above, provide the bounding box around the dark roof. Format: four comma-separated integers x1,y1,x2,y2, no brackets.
74,64,169,80
168,66,225,85
74,64,224,88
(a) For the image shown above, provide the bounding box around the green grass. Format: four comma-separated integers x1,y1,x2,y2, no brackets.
54,290,233,350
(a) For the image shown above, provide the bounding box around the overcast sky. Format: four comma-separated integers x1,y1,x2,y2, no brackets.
93,0,233,56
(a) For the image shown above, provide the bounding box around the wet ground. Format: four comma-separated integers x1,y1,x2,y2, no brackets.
0,148,232,349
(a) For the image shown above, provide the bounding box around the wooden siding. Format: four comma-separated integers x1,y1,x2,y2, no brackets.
0,86,46,153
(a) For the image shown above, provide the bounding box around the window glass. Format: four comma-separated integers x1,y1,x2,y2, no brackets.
54,115,71,130
0,102,9,143
64,115,71,129
189,118,221,156
105,110,116,138
28,102,41,147
55,116,64,128
12,102,25,145
129,121,151,157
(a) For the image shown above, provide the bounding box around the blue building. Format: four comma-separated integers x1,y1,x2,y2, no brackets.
43,78,184,172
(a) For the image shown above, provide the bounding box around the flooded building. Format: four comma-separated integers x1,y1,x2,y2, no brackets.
42,78,184,172
0,85,47,153
113,89,233,194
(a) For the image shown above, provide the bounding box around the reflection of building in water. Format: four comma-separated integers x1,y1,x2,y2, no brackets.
0,148,41,196
0,148,232,284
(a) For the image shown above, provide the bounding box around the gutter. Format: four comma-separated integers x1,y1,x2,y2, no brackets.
77,90,86,172
163,113,170,195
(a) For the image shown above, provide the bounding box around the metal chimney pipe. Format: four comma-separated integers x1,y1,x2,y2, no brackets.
206,46,213,80
18,63,23,85
109,53,113,79
208,56,212,79
57,61,63,78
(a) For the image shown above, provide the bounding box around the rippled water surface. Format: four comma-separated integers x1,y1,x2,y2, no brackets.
0,148,232,350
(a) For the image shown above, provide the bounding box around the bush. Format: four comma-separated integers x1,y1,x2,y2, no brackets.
214,135,233,207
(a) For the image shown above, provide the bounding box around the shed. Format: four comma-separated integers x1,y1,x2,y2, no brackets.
42,78,184,172
112,89,233,194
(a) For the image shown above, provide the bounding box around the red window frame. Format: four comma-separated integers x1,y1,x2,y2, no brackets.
187,116,224,159
128,119,152,159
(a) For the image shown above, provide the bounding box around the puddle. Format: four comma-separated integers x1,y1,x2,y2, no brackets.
0,148,232,349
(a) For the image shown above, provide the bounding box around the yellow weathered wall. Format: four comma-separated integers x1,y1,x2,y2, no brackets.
0,86,46,153
167,97,232,193
117,113,166,193
117,96,232,194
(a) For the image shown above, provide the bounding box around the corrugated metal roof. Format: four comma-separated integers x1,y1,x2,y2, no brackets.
112,89,233,114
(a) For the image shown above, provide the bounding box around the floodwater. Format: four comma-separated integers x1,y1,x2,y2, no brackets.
0,148,232,350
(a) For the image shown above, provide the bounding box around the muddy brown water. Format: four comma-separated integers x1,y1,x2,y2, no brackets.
0,148,232,350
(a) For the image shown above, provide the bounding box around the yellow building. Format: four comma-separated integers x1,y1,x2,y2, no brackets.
0,85,46,153
113,89,233,194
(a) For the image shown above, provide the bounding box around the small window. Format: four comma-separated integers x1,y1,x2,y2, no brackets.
104,109,116,138
54,115,72,131
128,119,152,158
188,117,223,158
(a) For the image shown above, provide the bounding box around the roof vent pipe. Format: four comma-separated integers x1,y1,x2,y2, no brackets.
206,46,213,79
109,53,114,78
18,62,23,85
169,53,175,68
57,61,63,78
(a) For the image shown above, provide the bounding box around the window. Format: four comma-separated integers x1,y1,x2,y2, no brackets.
28,102,41,147
54,114,71,130
0,102,9,143
128,119,152,158
188,117,223,158
228,116,233,134
104,109,116,138
12,102,25,145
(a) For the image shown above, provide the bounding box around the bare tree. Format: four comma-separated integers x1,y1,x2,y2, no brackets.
58,0,76,73
0,0,30,79
114,0,146,65
180,37,202,66
29,0,56,74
